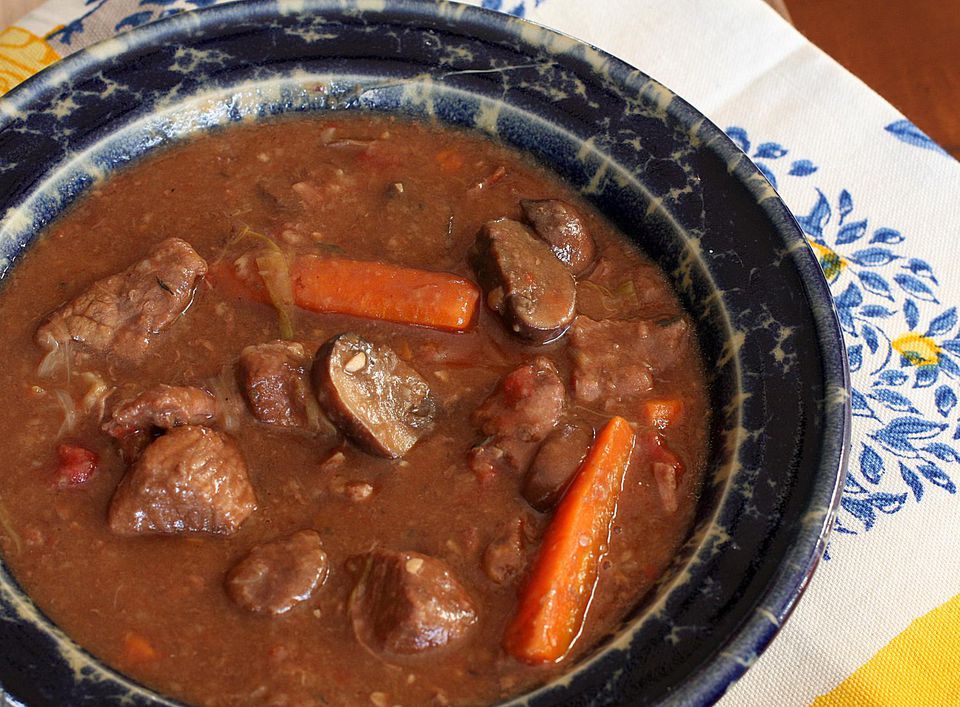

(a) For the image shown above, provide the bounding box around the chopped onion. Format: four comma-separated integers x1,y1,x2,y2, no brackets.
36,347,61,379
36,334,72,381
208,365,241,434
0,498,22,555
54,388,77,438
326,139,375,148
79,371,113,421
577,279,639,319
256,250,295,340
222,226,296,340
214,224,282,269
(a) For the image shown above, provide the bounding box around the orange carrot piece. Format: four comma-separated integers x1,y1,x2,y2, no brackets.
121,632,159,663
291,255,479,332
642,398,684,430
435,148,465,172
503,416,636,664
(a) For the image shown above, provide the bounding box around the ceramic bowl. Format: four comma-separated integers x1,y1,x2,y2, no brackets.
0,1,850,704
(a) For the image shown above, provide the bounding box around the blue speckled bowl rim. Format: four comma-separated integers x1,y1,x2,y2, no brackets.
0,1,850,704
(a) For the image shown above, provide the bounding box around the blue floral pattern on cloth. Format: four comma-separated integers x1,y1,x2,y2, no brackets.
46,0,110,46
113,0,218,33
47,0,220,43
727,125,959,538
885,119,950,157
480,0,546,18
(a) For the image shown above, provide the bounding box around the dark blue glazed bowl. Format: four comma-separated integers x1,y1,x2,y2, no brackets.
0,1,849,705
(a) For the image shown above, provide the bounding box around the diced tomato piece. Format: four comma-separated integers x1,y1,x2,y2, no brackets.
55,443,98,487
642,431,684,513
501,367,534,405
470,165,508,192
642,431,682,467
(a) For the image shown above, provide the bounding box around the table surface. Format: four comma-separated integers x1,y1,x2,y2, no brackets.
789,0,959,158
1,0,956,157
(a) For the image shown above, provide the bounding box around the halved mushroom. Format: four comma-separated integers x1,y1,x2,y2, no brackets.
520,199,596,275
311,333,435,458
523,422,594,511
470,218,576,344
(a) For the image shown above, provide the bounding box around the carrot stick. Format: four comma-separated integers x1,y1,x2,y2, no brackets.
504,415,636,664
291,255,479,332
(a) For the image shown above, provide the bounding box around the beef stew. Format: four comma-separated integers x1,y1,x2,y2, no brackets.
0,115,709,705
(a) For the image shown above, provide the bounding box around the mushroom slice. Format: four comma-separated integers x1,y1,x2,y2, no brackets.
523,422,593,511
520,199,596,275
470,218,576,343
312,333,435,458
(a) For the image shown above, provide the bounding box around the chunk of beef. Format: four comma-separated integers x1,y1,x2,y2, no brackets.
482,518,526,585
226,530,329,615
108,425,256,536
471,219,576,343
350,550,477,655
103,385,218,438
312,333,434,458
469,358,565,480
520,199,596,275
239,341,316,428
568,315,690,405
467,437,538,483
523,422,593,511
36,238,207,364
474,358,565,443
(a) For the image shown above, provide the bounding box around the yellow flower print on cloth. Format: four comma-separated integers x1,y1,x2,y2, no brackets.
893,332,941,368
0,27,59,95
798,188,960,534
808,240,847,283
724,125,960,541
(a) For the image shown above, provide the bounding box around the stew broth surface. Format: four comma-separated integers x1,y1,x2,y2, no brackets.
0,115,708,706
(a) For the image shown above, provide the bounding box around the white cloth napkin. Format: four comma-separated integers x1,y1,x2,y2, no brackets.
4,0,960,703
